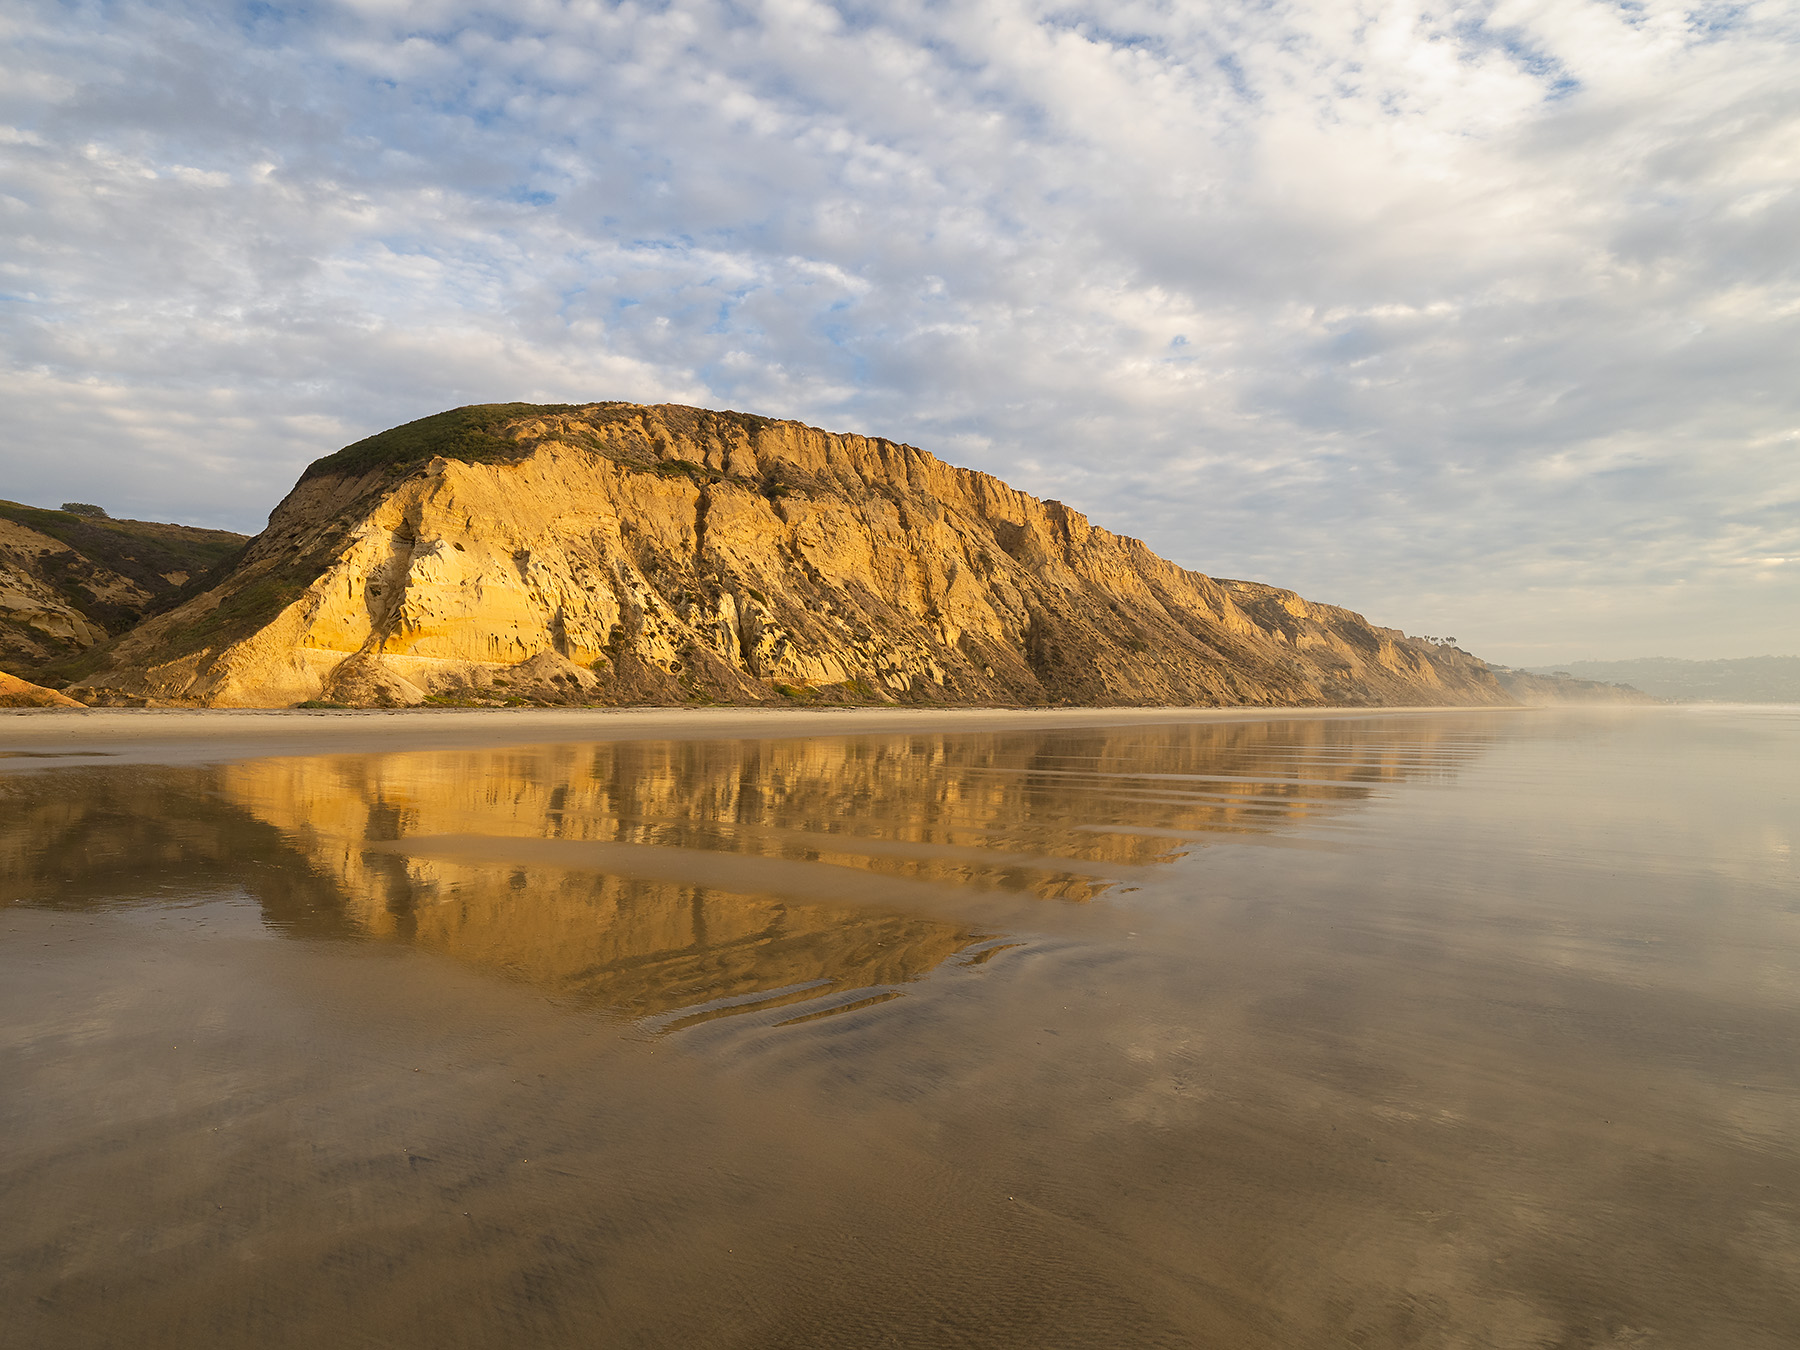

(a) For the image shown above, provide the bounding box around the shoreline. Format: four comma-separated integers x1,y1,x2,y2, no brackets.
0,702,1547,770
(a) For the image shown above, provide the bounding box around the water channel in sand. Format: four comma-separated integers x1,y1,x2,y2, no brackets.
2,708,1797,1347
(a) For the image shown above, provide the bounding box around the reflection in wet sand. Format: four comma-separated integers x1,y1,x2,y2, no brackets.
4,719,1490,1026
14,711,1793,1349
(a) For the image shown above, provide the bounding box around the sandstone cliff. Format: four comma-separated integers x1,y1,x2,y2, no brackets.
0,499,246,675
65,402,1513,709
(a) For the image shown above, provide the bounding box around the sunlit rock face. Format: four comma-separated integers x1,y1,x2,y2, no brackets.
0,670,84,707
66,403,1512,708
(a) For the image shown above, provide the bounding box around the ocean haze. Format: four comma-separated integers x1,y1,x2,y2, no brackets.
1525,655,1800,704
1,1,1796,663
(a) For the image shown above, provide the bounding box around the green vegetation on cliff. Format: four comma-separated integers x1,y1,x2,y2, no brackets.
299,403,582,481
0,500,243,603
0,499,249,678
300,402,792,485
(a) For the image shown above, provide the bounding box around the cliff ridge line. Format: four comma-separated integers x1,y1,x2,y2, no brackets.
64,401,1515,710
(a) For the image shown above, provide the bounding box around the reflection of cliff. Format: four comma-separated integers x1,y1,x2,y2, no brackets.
313,853,984,1024
219,717,1494,1015
222,715,1492,889
3,717,1496,1026
0,767,357,938
0,767,986,1025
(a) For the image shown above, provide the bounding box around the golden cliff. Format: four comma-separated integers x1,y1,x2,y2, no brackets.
64,402,1512,709
0,671,83,708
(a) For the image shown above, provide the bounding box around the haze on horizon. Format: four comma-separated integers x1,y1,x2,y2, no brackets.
2,1,1796,665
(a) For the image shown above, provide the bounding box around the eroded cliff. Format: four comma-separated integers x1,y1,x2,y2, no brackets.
66,402,1512,709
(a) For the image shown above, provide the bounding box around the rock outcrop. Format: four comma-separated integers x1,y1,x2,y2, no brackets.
0,500,246,676
65,402,1514,709
0,670,86,708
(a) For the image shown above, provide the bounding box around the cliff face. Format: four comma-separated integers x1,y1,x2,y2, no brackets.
67,402,1512,709
0,499,246,675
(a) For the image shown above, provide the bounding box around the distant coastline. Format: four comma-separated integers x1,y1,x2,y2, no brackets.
1522,656,1800,704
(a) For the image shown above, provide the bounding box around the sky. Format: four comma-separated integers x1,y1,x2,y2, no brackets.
2,0,1796,663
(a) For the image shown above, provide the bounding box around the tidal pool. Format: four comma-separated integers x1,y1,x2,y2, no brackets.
3,708,1796,1347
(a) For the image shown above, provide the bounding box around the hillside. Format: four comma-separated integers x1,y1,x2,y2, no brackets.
62,402,1514,710
1489,668,1661,705
0,499,247,675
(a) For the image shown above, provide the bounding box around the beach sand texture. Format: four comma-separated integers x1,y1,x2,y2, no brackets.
4,705,1797,1348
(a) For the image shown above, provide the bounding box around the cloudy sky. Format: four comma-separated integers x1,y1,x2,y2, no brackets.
3,0,1796,662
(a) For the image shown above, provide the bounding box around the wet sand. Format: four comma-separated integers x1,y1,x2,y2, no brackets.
0,702,1517,768
3,706,1797,1347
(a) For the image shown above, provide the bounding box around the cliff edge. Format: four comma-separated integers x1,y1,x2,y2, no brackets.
64,402,1513,710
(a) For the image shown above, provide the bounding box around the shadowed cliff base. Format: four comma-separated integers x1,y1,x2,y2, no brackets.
55,402,1514,710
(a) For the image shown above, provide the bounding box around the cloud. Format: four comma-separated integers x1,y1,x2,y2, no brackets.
1,0,1796,660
